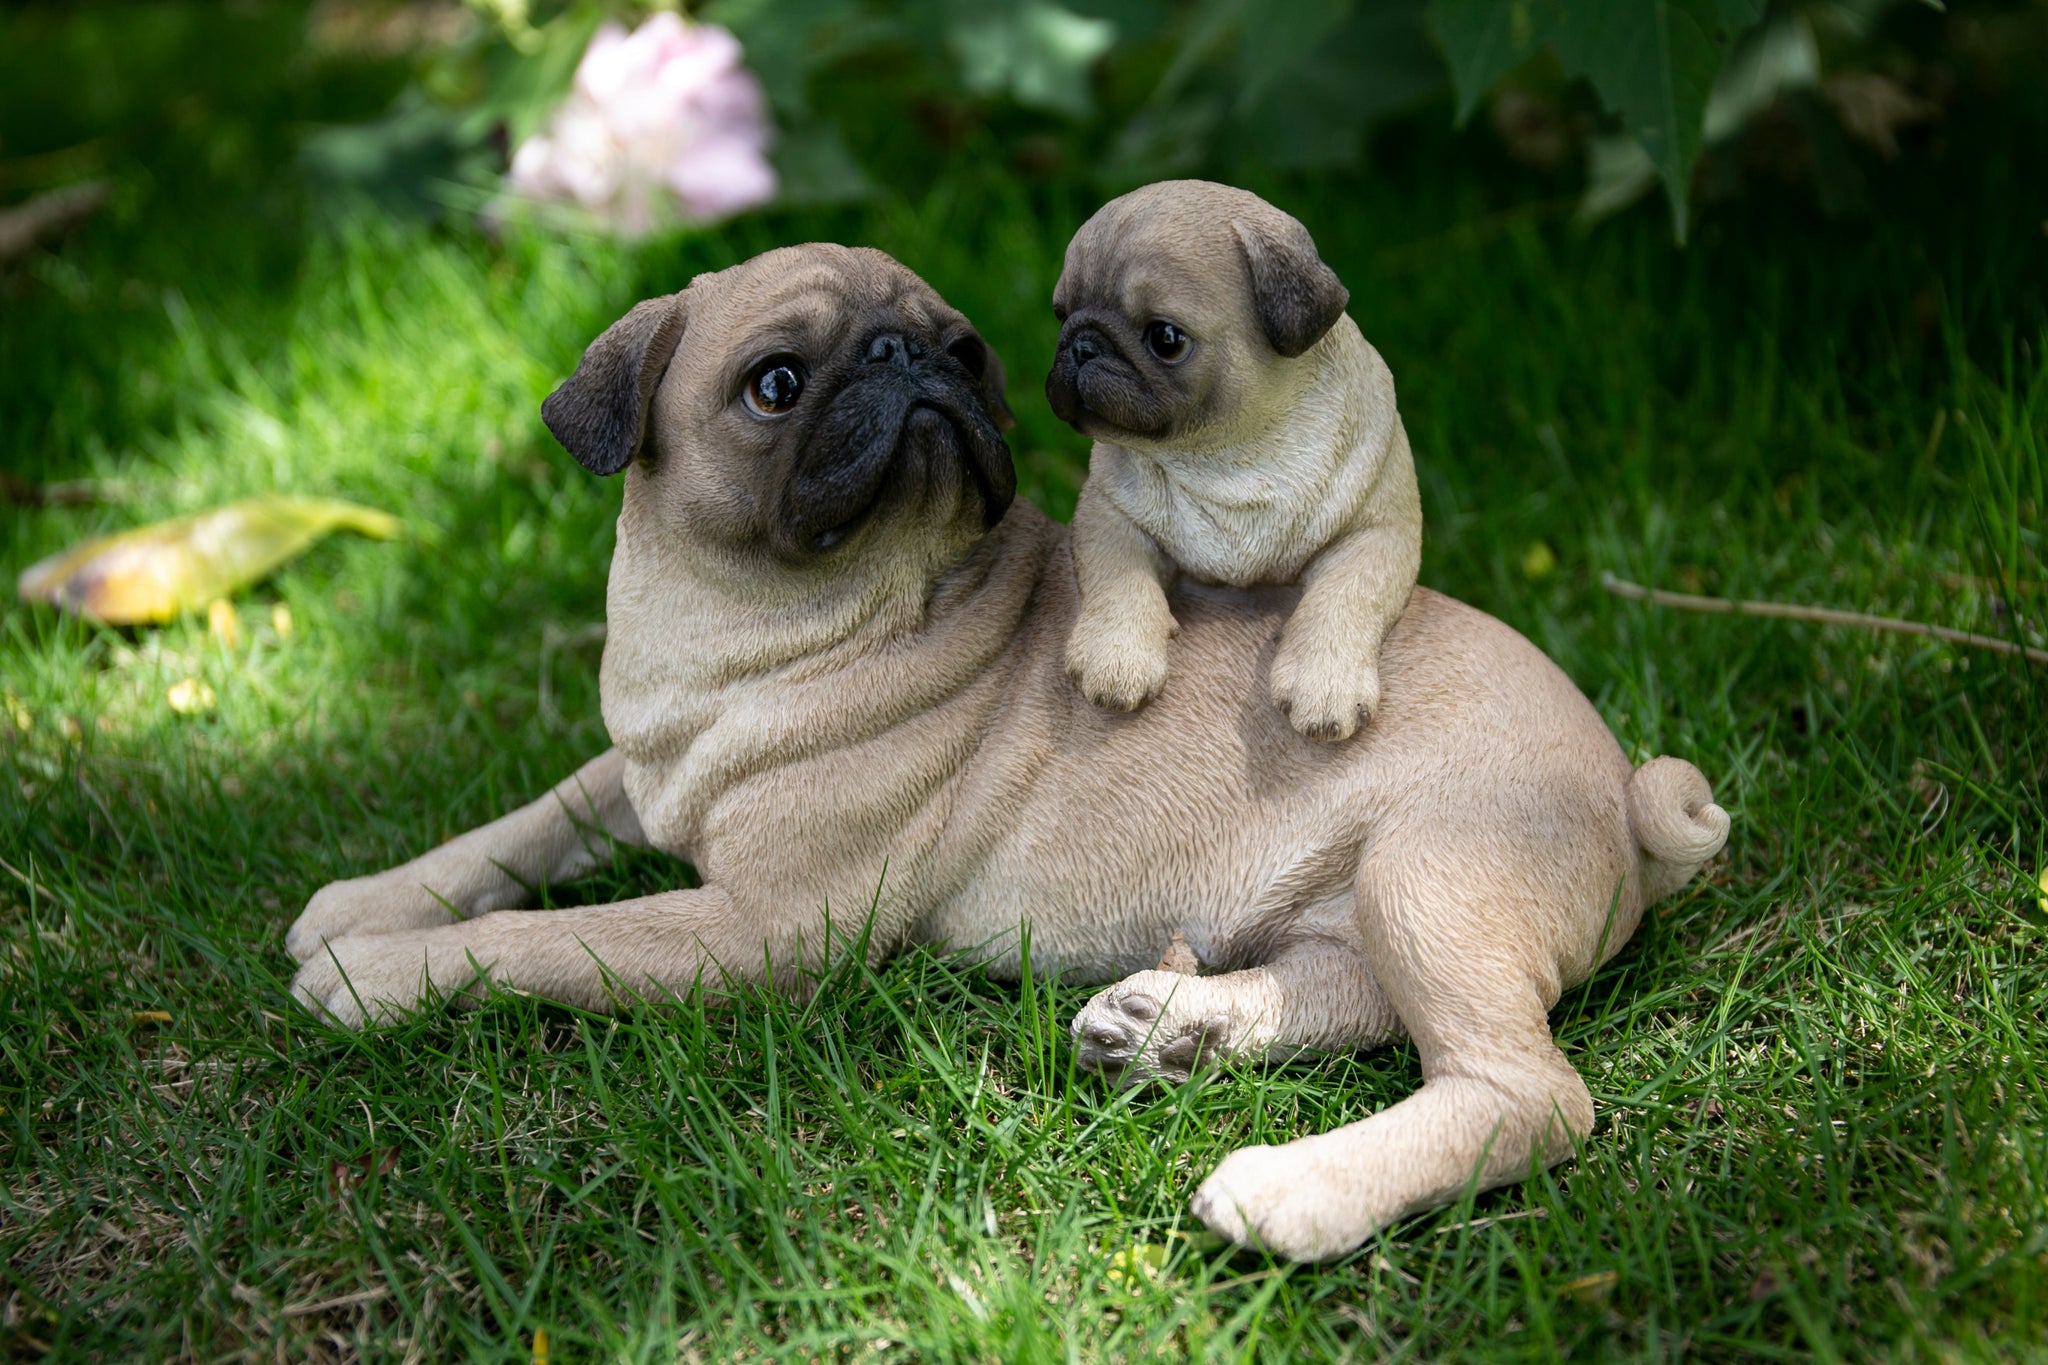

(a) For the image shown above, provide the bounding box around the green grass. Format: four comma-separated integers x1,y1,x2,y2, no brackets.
4,10,2047,1362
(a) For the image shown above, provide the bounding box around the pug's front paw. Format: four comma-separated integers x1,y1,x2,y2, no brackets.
1065,613,1174,713
287,873,461,963
1269,648,1380,743
290,930,495,1028
1070,971,1238,1086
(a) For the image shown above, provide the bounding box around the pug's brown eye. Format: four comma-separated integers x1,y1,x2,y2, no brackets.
1145,320,1190,364
744,357,806,417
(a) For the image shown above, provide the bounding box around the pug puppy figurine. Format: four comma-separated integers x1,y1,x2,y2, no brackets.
1046,180,1422,742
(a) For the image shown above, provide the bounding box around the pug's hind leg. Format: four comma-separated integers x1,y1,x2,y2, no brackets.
1070,937,1398,1086
1190,864,1595,1260
1065,479,1178,712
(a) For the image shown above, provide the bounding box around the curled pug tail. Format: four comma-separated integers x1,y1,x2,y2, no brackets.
1626,756,1730,903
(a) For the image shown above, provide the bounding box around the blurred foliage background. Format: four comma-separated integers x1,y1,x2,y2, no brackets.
275,0,2026,236
3,0,2023,254
7,0,2043,509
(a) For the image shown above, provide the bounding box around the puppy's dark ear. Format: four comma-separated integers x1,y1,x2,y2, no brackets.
1232,214,1349,358
541,293,688,475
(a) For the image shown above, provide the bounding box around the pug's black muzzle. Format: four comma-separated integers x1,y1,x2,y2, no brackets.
1044,316,1172,439
777,337,1015,557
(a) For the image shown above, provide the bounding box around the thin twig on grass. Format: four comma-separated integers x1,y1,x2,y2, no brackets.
1429,1208,1551,1236
0,179,110,263
1600,573,2048,666
0,474,143,507
0,854,72,908
282,1286,389,1318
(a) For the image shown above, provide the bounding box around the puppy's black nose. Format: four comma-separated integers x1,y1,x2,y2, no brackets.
1070,333,1101,365
866,333,924,368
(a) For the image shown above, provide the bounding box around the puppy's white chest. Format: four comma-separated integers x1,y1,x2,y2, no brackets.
1099,446,1346,587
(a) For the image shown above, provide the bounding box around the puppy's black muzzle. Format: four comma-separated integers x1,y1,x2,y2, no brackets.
777,332,1015,557
1043,321,1105,427
1045,315,1170,438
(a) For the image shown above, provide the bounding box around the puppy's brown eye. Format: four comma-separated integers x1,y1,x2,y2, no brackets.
744,357,806,417
1145,320,1191,364
1052,304,1070,323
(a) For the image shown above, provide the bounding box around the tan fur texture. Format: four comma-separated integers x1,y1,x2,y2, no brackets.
1049,181,1423,741
288,246,1729,1261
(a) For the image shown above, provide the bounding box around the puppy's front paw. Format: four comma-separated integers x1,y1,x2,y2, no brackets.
1191,1142,1367,1261
1269,649,1380,744
1070,971,1235,1086
1065,615,1173,713
290,931,493,1028
286,874,461,963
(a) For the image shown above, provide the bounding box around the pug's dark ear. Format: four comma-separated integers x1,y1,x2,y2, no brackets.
541,293,688,475
1232,214,1349,359
980,343,1016,433
946,332,1016,433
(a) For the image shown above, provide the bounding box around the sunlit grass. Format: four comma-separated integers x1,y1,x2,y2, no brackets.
4,36,2046,1363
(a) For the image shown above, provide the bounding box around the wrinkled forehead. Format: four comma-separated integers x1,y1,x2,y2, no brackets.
685,246,961,363
1058,201,1247,323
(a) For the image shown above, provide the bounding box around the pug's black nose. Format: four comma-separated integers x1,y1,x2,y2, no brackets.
1070,333,1101,365
866,333,924,368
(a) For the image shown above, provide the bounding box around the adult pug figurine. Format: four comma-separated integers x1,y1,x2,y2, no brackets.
1048,180,1419,742
288,244,1730,1260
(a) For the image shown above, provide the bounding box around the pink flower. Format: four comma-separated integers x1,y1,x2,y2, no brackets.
506,13,775,236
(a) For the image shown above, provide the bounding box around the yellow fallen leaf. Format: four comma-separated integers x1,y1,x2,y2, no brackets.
531,1328,549,1365
3,690,28,732
1561,1269,1618,1304
17,494,401,624
2037,868,2047,914
1521,541,1558,581
1105,1242,1167,1286
129,1010,173,1027
167,679,216,715
271,602,294,638
208,598,242,649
